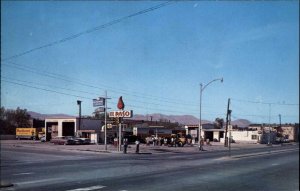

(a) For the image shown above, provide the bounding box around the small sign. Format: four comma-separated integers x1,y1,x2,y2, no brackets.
93,97,105,107
95,107,105,112
109,110,133,118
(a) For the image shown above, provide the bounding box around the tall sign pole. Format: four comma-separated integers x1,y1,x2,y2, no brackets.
93,95,109,148
117,96,125,152
109,96,132,152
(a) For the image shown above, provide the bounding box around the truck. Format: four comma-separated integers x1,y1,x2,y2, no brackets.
16,128,44,140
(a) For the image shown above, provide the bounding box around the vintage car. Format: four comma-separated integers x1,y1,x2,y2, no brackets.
50,136,76,145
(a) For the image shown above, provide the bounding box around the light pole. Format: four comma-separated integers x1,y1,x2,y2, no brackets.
199,78,223,151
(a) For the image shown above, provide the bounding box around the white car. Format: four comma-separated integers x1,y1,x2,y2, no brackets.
40,136,46,142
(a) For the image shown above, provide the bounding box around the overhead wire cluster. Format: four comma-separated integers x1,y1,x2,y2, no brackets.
2,63,226,117
2,1,299,123
230,98,299,123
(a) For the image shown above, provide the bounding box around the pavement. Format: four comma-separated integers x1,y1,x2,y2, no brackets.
1,139,292,155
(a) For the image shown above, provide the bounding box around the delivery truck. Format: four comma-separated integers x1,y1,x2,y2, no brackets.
16,128,44,140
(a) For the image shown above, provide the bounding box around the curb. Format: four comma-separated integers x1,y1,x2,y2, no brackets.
0,181,13,188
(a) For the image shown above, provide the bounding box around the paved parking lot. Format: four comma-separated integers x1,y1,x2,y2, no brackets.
0,140,280,154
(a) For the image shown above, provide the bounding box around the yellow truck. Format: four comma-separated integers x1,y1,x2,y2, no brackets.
16,128,44,140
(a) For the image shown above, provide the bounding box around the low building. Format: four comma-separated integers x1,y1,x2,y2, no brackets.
184,124,223,142
45,117,103,143
278,124,299,142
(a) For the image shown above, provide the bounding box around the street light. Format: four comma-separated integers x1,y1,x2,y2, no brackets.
199,78,223,151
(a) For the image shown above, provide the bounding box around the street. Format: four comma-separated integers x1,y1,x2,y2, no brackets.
1,143,299,191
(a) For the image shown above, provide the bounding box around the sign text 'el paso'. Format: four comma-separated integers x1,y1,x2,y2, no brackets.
109,110,133,118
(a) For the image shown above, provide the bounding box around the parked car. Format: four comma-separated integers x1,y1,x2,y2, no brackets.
283,138,290,143
40,136,46,142
73,138,83,145
50,136,76,145
79,138,91,145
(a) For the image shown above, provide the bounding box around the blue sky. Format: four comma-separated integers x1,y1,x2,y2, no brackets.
1,1,299,124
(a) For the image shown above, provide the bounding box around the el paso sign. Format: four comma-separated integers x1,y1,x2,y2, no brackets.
109,110,133,118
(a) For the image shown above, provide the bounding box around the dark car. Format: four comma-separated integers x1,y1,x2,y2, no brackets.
79,138,91,145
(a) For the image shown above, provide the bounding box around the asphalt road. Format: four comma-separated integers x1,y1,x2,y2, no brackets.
1,144,299,191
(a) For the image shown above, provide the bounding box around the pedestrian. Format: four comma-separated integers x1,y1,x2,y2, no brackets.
123,138,128,154
160,137,164,146
152,136,157,146
164,138,168,146
135,139,140,153
200,137,204,151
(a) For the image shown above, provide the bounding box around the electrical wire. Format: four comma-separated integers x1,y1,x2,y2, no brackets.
231,98,299,106
2,79,226,117
2,62,199,106
1,1,175,61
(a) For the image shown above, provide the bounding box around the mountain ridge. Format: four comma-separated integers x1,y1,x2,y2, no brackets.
28,111,251,127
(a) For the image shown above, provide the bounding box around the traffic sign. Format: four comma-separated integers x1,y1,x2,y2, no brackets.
93,97,105,107
95,107,105,112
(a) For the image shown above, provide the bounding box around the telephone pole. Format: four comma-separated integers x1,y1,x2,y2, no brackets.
224,98,230,147
77,100,82,136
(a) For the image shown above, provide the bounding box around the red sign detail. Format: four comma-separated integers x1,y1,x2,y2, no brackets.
117,96,125,110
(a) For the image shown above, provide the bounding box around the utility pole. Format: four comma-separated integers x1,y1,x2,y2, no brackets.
228,109,232,157
104,91,108,151
77,100,82,137
268,103,272,145
224,98,230,147
279,114,281,127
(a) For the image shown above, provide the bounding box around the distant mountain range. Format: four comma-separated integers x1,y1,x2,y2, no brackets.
28,111,251,127
28,111,76,120
132,113,251,127
132,113,210,125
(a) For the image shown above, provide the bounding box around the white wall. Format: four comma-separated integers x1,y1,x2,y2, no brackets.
45,118,77,139
213,131,220,140
224,131,260,143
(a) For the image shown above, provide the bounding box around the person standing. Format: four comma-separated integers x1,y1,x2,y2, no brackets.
135,139,140,153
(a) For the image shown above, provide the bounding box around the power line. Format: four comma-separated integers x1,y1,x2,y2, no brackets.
2,80,93,100
2,76,99,96
3,79,226,117
231,98,299,106
2,75,202,111
2,61,199,106
1,1,174,61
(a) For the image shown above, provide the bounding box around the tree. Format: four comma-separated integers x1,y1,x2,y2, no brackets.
214,118,224,129
92,109,107,120
14,107,31,127
0,107,31,135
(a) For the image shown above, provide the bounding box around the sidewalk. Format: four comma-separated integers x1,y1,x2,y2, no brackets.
1,140,285,154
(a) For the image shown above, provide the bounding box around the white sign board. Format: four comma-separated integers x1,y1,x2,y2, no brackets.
109,110,133,118
93,98,105,107
95,107,105,112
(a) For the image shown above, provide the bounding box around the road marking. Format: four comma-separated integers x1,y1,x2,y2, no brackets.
12,172,34,176
16,178,64,185
271,163,279,166
65,185,106,191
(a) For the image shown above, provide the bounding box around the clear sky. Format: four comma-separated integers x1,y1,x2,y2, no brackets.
1,1,299,124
